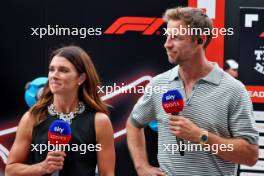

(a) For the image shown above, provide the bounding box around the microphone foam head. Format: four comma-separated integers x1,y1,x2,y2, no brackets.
162,89,184,114
48,120,71,144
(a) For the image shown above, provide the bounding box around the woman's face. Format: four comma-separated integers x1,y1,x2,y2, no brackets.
48,55,80,95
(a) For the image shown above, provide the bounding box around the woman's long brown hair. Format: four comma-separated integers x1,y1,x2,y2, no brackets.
29,45,109,124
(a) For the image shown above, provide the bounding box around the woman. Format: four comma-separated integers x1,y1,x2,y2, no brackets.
5,46,115,176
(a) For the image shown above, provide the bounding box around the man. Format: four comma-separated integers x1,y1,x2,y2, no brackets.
126,7,259,176
224,59,239,78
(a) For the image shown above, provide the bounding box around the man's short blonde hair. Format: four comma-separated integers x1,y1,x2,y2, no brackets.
163,7,213,48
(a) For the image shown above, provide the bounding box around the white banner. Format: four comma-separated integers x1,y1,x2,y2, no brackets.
240,160,264,171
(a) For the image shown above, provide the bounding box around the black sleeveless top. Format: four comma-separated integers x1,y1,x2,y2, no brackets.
28,108,97,176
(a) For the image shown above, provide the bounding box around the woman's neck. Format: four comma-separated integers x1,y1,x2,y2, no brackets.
53,94,79,113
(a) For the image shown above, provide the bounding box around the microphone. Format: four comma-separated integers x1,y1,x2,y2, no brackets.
48,120,71,176
162,89,185,156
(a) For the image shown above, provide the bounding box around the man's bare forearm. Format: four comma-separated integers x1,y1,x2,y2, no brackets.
126,120,149,170
207,132,258,166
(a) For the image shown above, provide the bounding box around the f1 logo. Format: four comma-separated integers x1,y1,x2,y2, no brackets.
104,17,164,35
244,14,264,37
245,14,259,27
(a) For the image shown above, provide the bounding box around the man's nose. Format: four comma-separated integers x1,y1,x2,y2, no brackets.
164,37,172,49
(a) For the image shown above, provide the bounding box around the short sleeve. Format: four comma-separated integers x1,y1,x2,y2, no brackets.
228,86,259,145
129,80,156,128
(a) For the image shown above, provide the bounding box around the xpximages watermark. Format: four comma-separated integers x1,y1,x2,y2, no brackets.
163,141,233,155
97,83,167,96
31,141,102,154
30,25,102,38
163,25,234,39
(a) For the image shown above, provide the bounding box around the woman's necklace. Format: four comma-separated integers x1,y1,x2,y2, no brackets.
48,101,85,124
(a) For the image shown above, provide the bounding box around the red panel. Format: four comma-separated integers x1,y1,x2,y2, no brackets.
188,0,225,67
246,86,264,103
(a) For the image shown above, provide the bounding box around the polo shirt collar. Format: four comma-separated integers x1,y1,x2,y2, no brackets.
168,65,180,81
168,63,223,85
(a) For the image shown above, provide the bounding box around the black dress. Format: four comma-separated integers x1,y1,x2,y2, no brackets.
28,108,97,176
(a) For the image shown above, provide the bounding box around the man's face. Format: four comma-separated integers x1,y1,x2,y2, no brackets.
226,69,238,78
164,20,198,65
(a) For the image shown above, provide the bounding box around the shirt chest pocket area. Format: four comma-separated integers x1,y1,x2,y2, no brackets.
183,102,229,135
